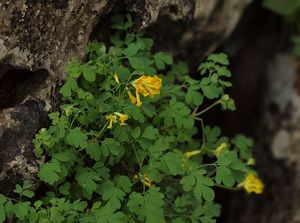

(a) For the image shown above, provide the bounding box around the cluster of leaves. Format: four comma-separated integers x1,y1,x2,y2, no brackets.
263,0,300,56
0,14,257,223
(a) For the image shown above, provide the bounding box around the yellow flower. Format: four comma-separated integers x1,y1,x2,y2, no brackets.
184,150,201,158
128,75,162,106
126,88,137,104
132,75,162,97
238,173,264,194
114,73,120,84
105,114,117,129
214,143,227,157
135,89,142,107
141,174,153,187
114,112,129,125
133,173,153,187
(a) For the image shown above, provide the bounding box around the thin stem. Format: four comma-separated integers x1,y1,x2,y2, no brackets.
194,100,221,117
214,184,238,191
207,169,216,177
123,72,135,94
191,105,200,116
197,163,217,168
199,118,205,150
132,144,142,169
96,121,109,139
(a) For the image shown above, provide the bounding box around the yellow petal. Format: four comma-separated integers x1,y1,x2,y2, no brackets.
127,89,137,104
114,73,120,84
214,143,227,157
184,150,201,158
136,89,142,107
238,173,264,194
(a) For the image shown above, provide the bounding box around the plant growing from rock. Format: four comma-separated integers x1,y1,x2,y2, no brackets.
0,14,263,223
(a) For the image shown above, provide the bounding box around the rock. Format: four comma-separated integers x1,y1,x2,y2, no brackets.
0,0,109,77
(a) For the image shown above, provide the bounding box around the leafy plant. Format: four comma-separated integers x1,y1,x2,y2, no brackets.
0,14,263,223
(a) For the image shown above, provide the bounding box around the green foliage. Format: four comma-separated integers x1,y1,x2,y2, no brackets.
263,0,300,17
0,14,260,222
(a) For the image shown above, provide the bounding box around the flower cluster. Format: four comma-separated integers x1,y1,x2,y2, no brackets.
105,112,129,129
133,173,153,187
238,173,264,194
127,75,162,107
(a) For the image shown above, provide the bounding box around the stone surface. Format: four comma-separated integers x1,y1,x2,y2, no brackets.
0,0,108,77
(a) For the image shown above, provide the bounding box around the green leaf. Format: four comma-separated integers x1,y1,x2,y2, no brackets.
180,175,195,192
115,175,132,193
66,127,88,148
194,172,215,201
149,137,169,154
101,138,122,156
38,159,61,185
86,203,125,223
86,41,106,57
59,182,71,196
138,37,153,50
82,64,96,82
215,167,235,187
66,58,81,78
22,180,32,190
217,151,237,166
0,195,6,206
75,166,102,198
174,195,191,213
14,184,23,194
263,0,300,16
130,106,145,123
201,184,215,202
99,180,125,211
154,52,173,69
15,202,31,220
127,187,164,223
160,100,193,129
128,56,155,74
4,201,14,219
232,135,253,159
124,42,141,57
160,152,184,175
110,34,124,47
53,151,74,162
131,127,141,139
142,126,158,140
185,89,203,106
60,77,78,97
111,126,129,143
0,205,5,223
201,84,221,99
207,53,229,65
181,171,215,201
214,65,231,77
86,142,101,161
22,190,34,198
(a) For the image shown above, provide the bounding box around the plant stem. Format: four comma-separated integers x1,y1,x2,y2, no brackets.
96,121,109,139
194,100,221,117
214,184,238,191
